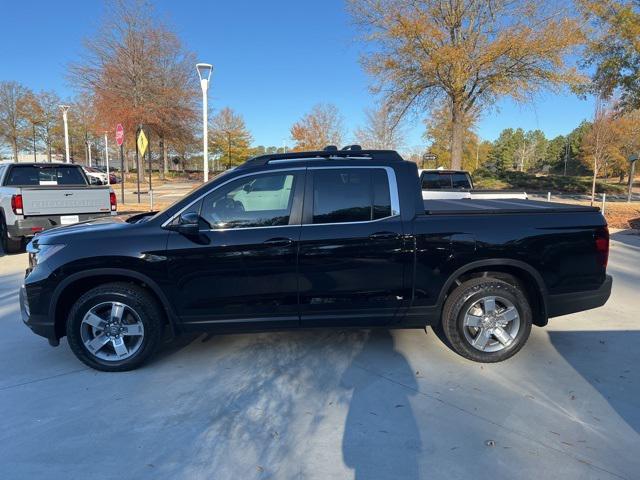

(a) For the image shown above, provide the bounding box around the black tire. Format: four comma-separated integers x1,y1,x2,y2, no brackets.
440,277,532,363
66,282,164,372
0,215,22,254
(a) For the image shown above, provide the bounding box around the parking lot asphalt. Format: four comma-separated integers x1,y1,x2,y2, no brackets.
0,232,638,480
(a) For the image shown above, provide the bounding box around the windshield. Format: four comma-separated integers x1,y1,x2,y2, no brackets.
5,165,88,186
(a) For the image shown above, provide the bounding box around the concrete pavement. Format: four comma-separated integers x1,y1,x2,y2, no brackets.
0,233,638,479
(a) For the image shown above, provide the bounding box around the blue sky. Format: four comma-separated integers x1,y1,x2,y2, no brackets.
2,0,595,149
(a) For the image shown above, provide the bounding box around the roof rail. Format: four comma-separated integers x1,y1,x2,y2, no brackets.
240,149,404,169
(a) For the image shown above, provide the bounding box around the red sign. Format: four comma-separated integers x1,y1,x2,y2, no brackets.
115,124,124,146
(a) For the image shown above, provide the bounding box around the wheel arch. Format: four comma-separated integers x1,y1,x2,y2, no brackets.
438,259,549,327
51,268,180,340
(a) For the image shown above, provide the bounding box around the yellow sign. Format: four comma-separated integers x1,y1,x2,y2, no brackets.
137,129,149,157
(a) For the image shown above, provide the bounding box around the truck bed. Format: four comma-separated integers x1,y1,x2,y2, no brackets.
423,198,599,215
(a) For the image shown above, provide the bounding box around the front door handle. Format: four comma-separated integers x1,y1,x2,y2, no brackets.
369,231,400,240
263,237,294,247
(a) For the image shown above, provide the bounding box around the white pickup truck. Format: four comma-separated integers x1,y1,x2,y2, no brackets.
0,162,116,253
420,169,528,200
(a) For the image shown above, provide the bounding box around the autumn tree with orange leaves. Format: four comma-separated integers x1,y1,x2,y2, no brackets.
69,0,198,176
290,104,345,151
349,0,584,169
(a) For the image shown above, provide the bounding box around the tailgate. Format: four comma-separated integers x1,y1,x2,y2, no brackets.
21,187,111,216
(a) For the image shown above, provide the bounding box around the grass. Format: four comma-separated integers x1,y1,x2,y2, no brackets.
473,170,628,195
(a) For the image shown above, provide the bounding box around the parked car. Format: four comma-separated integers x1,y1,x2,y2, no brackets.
83,166,111,185
20,148,611,371
93,166,121,184
419,169,528,200
0,162,116,253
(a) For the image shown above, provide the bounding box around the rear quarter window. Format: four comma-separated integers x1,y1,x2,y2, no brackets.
421,173,452,189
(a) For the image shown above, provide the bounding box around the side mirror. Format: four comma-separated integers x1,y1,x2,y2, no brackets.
170,212,200,236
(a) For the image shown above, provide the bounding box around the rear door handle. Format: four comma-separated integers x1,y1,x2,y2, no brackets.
369,232,400,240
263,237,294,247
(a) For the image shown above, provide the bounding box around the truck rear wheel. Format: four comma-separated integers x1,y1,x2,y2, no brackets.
440,277,532,363
0,216,22,254
66,282,164,372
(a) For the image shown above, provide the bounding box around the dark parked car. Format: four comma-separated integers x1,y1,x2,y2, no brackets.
21,147,612,371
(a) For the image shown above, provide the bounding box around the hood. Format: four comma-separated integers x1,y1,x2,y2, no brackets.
33,214,135,245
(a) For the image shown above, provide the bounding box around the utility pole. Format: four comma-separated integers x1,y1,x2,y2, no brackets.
87,141,92,167
104,132,110,186
227,131,231,169
629,155,638,203
32,122,38,162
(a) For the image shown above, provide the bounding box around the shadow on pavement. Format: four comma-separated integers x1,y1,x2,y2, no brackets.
341,330,420,480
548,330,640,436
611,229,640,249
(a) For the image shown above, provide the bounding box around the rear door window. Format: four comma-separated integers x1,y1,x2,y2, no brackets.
311,168,392,224
6,165,87,186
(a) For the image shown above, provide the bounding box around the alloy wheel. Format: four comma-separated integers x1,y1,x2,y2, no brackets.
80,301,145,361
462,295,521,353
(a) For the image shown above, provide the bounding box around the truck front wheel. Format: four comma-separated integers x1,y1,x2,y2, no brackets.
440,277,532,363
66,283,164,371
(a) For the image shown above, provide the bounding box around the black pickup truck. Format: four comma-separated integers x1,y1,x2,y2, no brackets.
21,148,612,371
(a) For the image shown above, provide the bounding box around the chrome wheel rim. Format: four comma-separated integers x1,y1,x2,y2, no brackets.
80,302,144,361
462,295,520,353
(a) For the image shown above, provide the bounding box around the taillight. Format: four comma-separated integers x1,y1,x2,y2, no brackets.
11,194,23,215
595,226,609,268
109,192,117,212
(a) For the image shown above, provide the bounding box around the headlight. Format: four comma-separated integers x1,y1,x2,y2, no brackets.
27,243,65,267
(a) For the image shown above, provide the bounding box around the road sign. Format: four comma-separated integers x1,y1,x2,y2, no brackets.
422,152,437,162
116,124,124,146
137,129,148,157
629,154,638,163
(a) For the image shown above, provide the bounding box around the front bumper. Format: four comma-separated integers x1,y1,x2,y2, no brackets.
547,274,613,318
7,213,113,239
20,284,58,346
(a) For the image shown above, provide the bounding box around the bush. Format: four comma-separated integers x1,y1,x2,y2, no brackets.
473,169,626,194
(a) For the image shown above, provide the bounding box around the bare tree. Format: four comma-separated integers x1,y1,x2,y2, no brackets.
354,104,406,150
0,81,30,162
349,0,584,169
69,0,197,172
290,104,345,151
581,100,617,204
36,91,63,161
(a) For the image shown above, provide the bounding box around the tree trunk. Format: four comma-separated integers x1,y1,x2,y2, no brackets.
450,101,464,170
161,135,168,179
12,138,18,163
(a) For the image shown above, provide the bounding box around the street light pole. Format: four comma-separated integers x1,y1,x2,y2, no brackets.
196,63,213,182
59,105,71,163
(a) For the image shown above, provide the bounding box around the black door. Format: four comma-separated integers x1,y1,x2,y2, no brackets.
165,169,304,328
298,167,409,326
